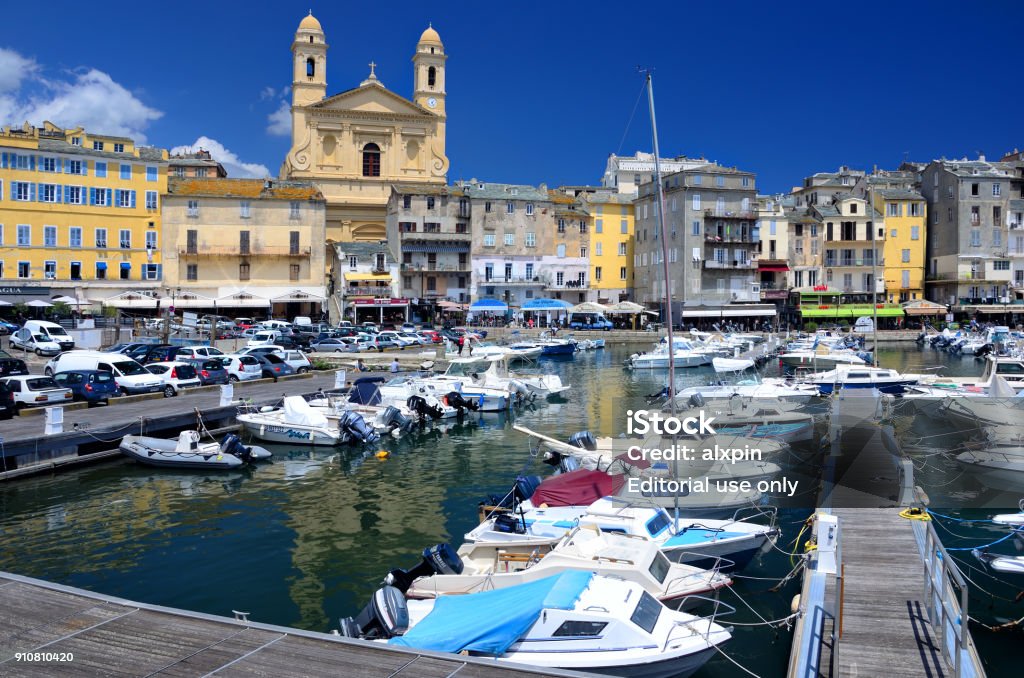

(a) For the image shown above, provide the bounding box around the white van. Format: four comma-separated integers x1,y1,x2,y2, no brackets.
43,350,163,395
292,316,312,327
246,330,281,348
22,320,75,350
260,320,292,330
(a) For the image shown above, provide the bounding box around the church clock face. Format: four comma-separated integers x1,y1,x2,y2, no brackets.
427,97,437,108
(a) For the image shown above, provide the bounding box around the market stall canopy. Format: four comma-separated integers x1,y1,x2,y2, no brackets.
469,298,508,312
520,298,573,312
216,290,270,308
901,299,947,316
570,301,609,314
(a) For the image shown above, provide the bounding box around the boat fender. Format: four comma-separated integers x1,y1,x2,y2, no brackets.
791,594,801,614
375,450,390,460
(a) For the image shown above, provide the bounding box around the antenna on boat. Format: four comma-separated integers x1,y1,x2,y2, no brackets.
641,67,682,528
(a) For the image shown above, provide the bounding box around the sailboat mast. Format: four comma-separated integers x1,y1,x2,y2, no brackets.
646,72,677,411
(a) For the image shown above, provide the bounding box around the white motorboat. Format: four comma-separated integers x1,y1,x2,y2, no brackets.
376,376,479,417
955,445,1024,492
803,365,921,395
340,571,732,678
973,548,1024,582
477,354,569,398
778,348,867,369
940,394,1024,430
237,395,357,446
418,357,520,411
387,526,731,607
119,431,271,470
626,338,712,369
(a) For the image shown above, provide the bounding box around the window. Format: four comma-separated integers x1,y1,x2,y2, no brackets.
994,206,1002,224
427,66,436,88
186,264,198,281
557,244,566,258
910,202,922,217
742,176,750,187
119,262,131,280
13,181,30,201
993,229,1002,247
290,201,300,219
41,157,57,172
95,228,107,248
971,183,979,196
485,201,492,213
579,221,587,233
116,189,134,208
17,224,30,246
93,141,104,151
483,234,495,247
42,260,56,279
240,230,250,254
594,219,602,233
114,143,124,153
971,229,981,246
557,219,566,233
691,220,700,236
427,197,435,209
290,264,300,281
994,260,1010,271
186,229,197,253
290,231,300,254
71,137,81,146
361,143,381,177
692,194,701,211
993,183,1002,197
620,219,628,234
18,261,30,278
503,233,514,246
849,203,858,214
506,202,514,214
693,175,702,185
239,263,250,280
44,225,57,247
620,267,628,280
618,242,627,256
595,266,602,281
194,167,208,178
145,191,157,210
556,272,564,286
970,206,978,224
715,175,724,187
240,200,250,218
525,232,536,247
95,261,106,279
94,161,106,178
65,185,82,205
902,249,910,263
40,183,57,202
187,199,199,217
69,261,81,280
630,592,662,634
402,195,411,209
70,227,82,248
769,220,776,235
119,229,131,249
119,164,131,180
145,231,157,250
887,203,901,217
142,264,159,280
143,166,157,183
526,203,534,216
595,242,602,256
580,246,587,258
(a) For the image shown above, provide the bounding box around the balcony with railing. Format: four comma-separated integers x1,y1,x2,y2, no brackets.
704,209,757,220
545,279,589,291
478,273,546,286
703,259,758,270
401,262,471,273
398,228,471,242
179,245,310,257
344,286,393,297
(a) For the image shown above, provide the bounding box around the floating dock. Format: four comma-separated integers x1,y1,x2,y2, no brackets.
0,571,594,677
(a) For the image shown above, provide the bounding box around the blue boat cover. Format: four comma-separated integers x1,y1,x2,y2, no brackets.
664,530,747,547
389,571,593,656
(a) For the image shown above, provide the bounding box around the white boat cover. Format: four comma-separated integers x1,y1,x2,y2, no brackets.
988,375,1017,398
282,395,329,427
713,357,755,373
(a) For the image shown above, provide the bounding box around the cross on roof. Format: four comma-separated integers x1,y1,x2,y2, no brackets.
368,61,377,78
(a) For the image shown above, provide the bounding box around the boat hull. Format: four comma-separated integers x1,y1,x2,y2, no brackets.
816,379,917,395
566,645,718,678
238,417,343,446
119,435,243,470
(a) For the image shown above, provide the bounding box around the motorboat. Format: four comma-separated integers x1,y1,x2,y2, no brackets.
670,360,820,404
376,376,480,418
626,338,712,369
386,526,731,607
535,331,578,356
973,548,1024,582
803,365,921,395
340,571,732,678
778,347,868,369
419,358,521,411
955,445,1024,492
940,394,1024,431
476,354,569,398
234,395,354,448
119,431,271,470
474,471,778,571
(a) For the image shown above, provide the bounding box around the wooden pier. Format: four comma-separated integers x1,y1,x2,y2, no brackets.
0,571,594,678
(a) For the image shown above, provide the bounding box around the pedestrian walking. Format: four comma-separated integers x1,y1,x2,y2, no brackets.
457,334,464,355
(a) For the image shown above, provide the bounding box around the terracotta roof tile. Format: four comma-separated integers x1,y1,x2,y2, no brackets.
168,178,324,201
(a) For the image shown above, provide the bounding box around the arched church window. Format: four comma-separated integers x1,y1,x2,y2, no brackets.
309,36,314,43
306,58,315,78
362,143,381,177
428,66,436,88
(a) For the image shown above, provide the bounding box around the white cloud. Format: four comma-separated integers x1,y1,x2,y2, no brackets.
0,47,38,93
0,48,161,142
267,99,291,136
259,86,277,101
170,136,270,179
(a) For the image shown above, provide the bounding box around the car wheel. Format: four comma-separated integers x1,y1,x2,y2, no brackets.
119,387,130,397
35,349,44,356
228,375,239,383
298,367,309,374
163,385,175,398
44,367,53,376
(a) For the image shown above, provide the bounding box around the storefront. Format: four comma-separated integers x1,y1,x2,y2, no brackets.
350,298,410,325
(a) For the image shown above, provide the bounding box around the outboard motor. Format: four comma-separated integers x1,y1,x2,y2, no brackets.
688,392,706,408
493,512,527,534
338,585,408,639
567,430,597,451
542,449,565,468
559,455,580,473
381,405,415,435
508,380,532,403
383,543,464,594
221,433,250,461
406,394,444,420
515,475,543,502
445,391,479,413
338,411,380,445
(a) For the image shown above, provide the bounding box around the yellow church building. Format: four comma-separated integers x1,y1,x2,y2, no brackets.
281,13,449,244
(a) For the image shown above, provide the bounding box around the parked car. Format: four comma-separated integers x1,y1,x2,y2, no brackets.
219,354,263,382
174,345,226,360
377,331,414,348
44,351,163,395
136,344,184,364
0,349,29,377
0,381,16,419
258,320,292,331
399,331,430,345
105,342,151,356
254,353,296,380
278,350,312,374
21,320,75,351
238,345,286,357
400,323,417,332
233,318,256,330
144,361,203,397
0,319,21,335
247,330,282,348
359,322,379,334
309,337,360,353
10,328,63,356
181,357,230,386
418,330,442,344
52,369,118,406
0,375,73,411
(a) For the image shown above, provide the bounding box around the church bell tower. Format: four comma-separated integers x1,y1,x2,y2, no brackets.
413,24,447,144
291,12,327,145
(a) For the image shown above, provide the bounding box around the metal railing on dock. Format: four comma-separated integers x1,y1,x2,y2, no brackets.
919,519,977,678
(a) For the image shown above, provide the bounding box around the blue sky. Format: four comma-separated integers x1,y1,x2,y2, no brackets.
1,0,1021,193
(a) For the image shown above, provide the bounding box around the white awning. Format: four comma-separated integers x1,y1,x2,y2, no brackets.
100,291,165,309
681,307,777,318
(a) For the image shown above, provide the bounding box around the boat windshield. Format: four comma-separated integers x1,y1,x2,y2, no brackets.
647,552,670,584
446,360,489,377
629,591,662,634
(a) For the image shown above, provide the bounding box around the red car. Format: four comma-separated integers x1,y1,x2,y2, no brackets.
418,330,443,344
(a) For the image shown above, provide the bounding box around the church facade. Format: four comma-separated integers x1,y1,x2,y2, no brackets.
281,13,449,244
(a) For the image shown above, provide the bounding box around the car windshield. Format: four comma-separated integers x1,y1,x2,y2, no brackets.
239,356,259,365
47,326,70,337
27,377,59,390
114,361,147,376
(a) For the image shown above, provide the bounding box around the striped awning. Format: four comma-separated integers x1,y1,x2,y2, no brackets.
345,273,392,282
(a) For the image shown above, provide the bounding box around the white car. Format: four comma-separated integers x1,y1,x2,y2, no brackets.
259,320,292,331
9,328,63,356
278,350,312,374
246,330,281,348
144,361,203,397
399,331,430,345
0,375,73,411
400,323,417,332
219,354,263,382
238,345,285,357
174,346,226,360
377,330,415,348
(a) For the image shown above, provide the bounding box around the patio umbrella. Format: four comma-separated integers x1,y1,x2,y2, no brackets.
469,299,509,313
25,300,54,308
0,300,11,306
606,301,646,314
51,296,92,307
570,301,609,314
521,298,573,312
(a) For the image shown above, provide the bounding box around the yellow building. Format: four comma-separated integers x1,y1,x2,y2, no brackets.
873,189,927,303
580,190,634,303
0,122,167,306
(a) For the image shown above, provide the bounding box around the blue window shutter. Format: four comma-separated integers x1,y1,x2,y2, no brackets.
89,187,96,205
56,185,62,202
129,190,136,208
1,152,7,168
105,189,112,205
30,183,36,201
155,264,162,280
59,158,65,173
82,160,88,176
29,155,36,170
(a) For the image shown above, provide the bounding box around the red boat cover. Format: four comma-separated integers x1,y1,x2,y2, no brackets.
530,469,625,507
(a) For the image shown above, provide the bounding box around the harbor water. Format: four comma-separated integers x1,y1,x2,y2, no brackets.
0,342,1016,677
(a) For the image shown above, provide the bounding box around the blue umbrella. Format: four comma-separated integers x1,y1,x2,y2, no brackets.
521,298,573,312
469,299,509,312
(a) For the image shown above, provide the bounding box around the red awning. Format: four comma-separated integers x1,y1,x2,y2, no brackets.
758,265,790,272
530,469,625,507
